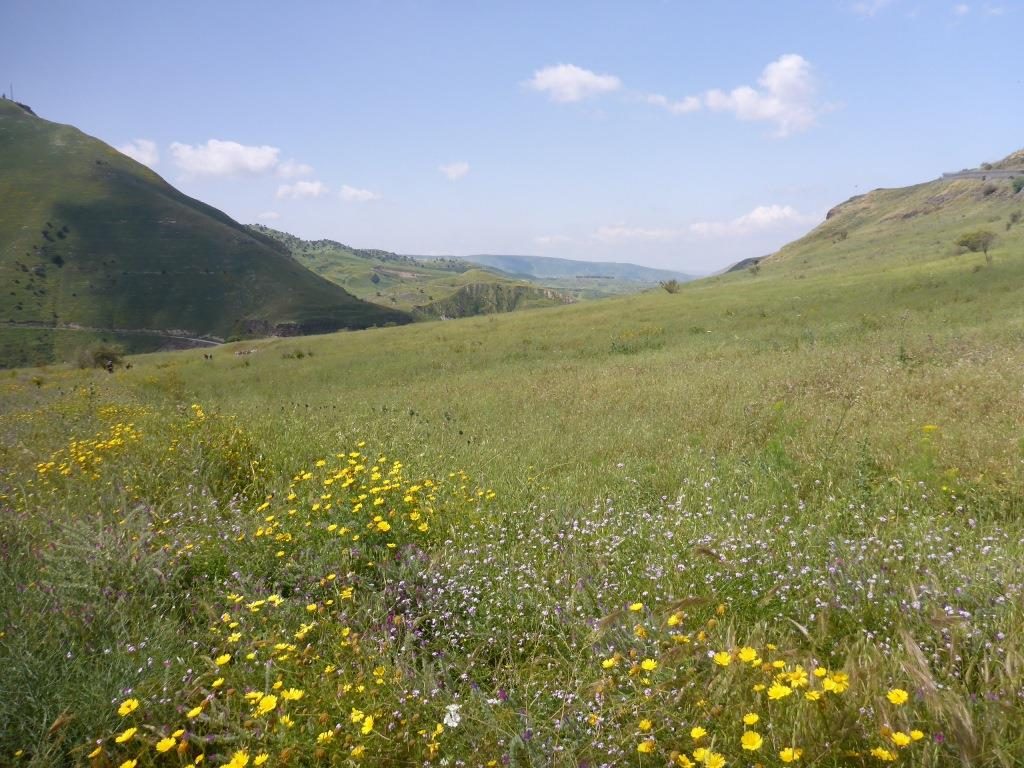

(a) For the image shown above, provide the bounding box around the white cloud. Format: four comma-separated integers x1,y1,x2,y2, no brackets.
277,159,314,178
689,205,817,237
340,185,381,202
594,225,679,242
117,139,159,167
851,0,896,15
645,93,702,115
535,234,572,246
439,161,470,181
170,139,280,176
704,54,821,136
276,180,329,199
256,211,280,221
525,64,622,103
954,3,971,13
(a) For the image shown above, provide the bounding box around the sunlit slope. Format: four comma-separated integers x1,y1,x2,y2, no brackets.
0,101,410,366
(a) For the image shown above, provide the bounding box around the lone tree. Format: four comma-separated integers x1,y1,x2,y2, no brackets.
956,229,997,264
660,279,682,294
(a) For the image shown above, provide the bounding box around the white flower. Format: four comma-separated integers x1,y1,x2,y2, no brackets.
443,703,462,728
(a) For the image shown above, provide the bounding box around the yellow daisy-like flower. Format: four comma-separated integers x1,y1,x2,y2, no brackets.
350,708,365,723
779,746,803,763
712,651,732,667
155,737,176,753
212,677,224,688
738,646,759,664
215,654,232,666
255,694,277,716
870,746,897,762
187,705,203,718
601,657,618,669
741,731,763,751
361,715,374,735
351,745,366,759
640,658,658,672
910,730,925,741
629,602,644,612
281,688,304,701
637,740,656,754
767,682,794,700
704,752,726,768
891,731,911,747
118,761,138,768
742,712,759,725
88,746,103,758
804,690,822,701
639,719,653,732
225,750,250,768
690,726,707,740
316,731,335,744
886,688,909,705
253,755,269,766
117,698,140,717
115,727,137,743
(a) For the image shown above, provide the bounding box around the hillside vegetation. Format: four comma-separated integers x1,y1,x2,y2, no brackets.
2,153,1024,766
0,101,409,367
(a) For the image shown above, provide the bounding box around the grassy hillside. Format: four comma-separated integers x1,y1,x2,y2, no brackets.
2,153,1024,766
462,252,695,283
0,101,410,367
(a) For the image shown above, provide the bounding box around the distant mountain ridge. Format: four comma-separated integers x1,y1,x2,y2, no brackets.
455,254,695,283
0,101,410,366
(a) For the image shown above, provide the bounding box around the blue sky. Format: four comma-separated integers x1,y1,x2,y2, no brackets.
3,0,1022,273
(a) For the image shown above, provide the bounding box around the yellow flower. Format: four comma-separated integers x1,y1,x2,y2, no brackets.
891,731,911,747
255,694,277,716
690,726,707,740
253,755,269,766
629,602,644,612
212,677,224,688
88,746,103,758
637,739,656,753
804,690,822,701
351,745,366,759
215,654,232,666
118,761,138,768
741,731,763,751
361,715,374,735
115,727,137,743
742,712,759,725
886,688,909,705
822,672,849,694
601,657,618,669
767,682,793,700
225,751,250,768
316,731,335,744
281,687,304,701
704,752,726,768
279,715,295,729
713,651,732,667
870,746,897,762
779,746,803,763
187,705,203,718
639,719,653,732
640,658,658,672
117,698,140,717
910,730,925,741
350,708,365,723
155,737,176,753
738,647,759,664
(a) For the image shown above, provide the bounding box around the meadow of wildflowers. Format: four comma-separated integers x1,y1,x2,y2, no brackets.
2,252,1024,766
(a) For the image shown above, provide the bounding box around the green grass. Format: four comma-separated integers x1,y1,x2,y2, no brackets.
1,160,1024,766
0,101,410,367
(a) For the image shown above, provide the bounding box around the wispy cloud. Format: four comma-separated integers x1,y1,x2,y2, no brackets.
277,159,314,178
689,205,817,237
593,225,679,242
525,64,622,103
340,185,381,202
276,180,329,199
704,54,821,137
439,161,470,181
850,0,896,16
170,139,280,177
117,139,159,167
644,93,702,115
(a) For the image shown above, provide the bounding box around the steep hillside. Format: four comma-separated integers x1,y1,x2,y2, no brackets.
756,154,1024,279
0,101,410,366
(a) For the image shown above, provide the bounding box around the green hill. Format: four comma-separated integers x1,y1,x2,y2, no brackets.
460,252,696,283
0,101,410,367
249,224,575,315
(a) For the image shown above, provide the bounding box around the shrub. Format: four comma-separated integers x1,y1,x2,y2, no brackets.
981,183,998,197
1013,177,1024,194
956,229,997,264
75,342,123,370
659,279,682,294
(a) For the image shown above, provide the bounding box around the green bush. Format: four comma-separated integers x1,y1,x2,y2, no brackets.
75,342,123,370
